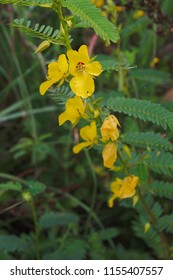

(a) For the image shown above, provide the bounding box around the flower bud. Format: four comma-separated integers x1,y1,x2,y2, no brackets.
34,40,50,54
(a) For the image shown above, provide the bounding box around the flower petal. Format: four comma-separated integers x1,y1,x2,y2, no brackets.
85,61,102,76
70,73,94,98
102,142,117,168
39,80,54,95
80,121,97,142
78,45,90,64
48,62,63,82
108,178,122,207
67,49,80,75
58,54,68,74
73,142,91,154
120,175,139,199
108,194,116,208
58,111,78,126
58,96,86,126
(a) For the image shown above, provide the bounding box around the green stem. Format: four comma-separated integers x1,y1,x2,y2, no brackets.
0,201,23,216
0,172,30,187
29,200,41,260
54,2,72,51
139,190,170,259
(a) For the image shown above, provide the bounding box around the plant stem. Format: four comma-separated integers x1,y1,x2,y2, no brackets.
0,172,30,187
29,200,41,260
54,2,72,51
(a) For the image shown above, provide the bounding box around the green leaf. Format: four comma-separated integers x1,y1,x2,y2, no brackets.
131,163,148,184
146,151,173,176
61,0,119,44
12,19,65,45
49,85,73,106
158,214,173,233
99,227,120,241
122,132,173,152
106,97,173,132
121,17,148,37
43,239,86,260
27,181,46,196
0,181,22,192
0,235,28,252
39,212,79,229
97,54,136,72
130,69,171,85
132,218,162,256
147,180,173,199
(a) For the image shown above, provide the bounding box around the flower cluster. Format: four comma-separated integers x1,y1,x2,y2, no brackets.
40,45,125,199
40,45,121,170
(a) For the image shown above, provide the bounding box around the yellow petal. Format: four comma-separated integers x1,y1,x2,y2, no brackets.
48,62,62,81
80,121,97,142
67,49,79,64
58,96,86,126
67,49,80,75
72,96,85,114
108,194,116,208
78,45,90,64
39,80,54,95
58,111,71,126
58,106,78,126
73,142,91,154
70,73,94,98
102,142,117,168
48,62,60,73
110,178,122,193
108,178,122,207
120,175,139,199
85,61,102,76
58,54,68,74
100,115,120,141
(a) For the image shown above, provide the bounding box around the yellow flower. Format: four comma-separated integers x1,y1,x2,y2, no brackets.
58,96,87,126
108,175,139,207
133,10,145,19
91,0,104,7
39,54,69,95
73,121,98,153
102,142,117,169
67,45,102,98
100,115,120,142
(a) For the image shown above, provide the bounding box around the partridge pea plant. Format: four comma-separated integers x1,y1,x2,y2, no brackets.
1,0,173,260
